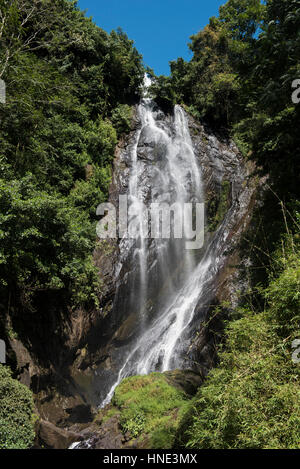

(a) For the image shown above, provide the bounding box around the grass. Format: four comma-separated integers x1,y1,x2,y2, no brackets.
108,372,190,448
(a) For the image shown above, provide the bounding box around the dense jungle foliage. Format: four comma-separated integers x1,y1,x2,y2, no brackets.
177,232,300,449
0,0,144,313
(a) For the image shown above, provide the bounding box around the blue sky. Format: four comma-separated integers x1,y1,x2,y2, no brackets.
77,0,226,76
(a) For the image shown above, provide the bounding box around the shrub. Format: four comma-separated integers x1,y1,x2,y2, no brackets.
266,252,300,337
111,104,133,137
0,365,35,449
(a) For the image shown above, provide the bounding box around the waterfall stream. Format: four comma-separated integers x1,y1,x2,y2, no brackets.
69,71,256,452
94,74,251,410
100,77,213,407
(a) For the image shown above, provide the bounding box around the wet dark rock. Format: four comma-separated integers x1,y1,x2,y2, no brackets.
112,312,139,344
37,419,83,449
71,415,125,450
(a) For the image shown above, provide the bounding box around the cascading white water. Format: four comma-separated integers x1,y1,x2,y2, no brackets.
100,76,210,407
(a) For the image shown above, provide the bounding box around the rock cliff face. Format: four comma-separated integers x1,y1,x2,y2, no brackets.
70,102,261,409
8,102,263,448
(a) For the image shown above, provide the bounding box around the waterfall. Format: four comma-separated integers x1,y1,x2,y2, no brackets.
97,74,249,409
100,76,211,407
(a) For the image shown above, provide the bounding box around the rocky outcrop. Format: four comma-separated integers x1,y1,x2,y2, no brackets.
37,420,83,449
180,114,263,376
67,370,196,450
70,415,126,450
82,104,262,405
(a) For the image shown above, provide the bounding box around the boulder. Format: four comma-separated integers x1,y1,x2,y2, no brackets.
38,419,83,449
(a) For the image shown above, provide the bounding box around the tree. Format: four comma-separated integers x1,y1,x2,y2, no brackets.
219,0,265,41
0,0,144,318
0,0,58,78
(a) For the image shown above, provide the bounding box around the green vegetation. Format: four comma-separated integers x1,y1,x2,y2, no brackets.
0,365,36,449
109,373,189,448
0,0,144,315
207,179,231,232
177,226,300,449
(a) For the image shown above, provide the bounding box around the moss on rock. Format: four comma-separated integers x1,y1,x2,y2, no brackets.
99,372,191,448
